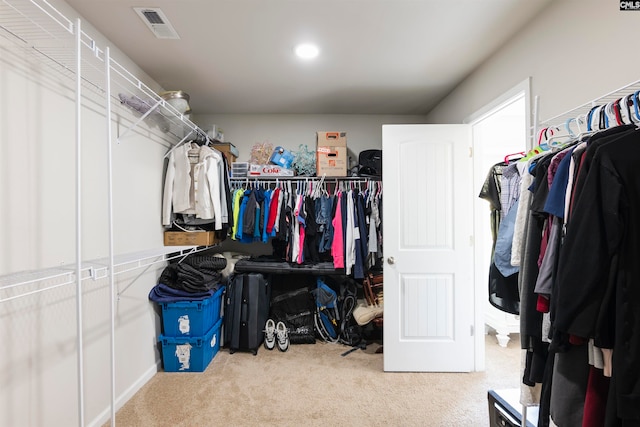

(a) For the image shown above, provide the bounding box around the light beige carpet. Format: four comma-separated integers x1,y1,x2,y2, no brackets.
106,332,521,426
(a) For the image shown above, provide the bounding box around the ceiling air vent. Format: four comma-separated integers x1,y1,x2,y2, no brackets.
134,7,180,39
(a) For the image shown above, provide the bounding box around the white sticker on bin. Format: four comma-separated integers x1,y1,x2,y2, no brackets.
211,333,216,348
178,315,190,334
175,343,192,370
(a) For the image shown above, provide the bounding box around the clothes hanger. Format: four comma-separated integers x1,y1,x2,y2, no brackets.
307,180,314,197
623,93,639,124
321,181,329,197
611,99,624,126
574,113,587,134
313,175,326,199
564,117,578,138
503,152,525,164
539,121,578,151
163,129,195,159
545,134,574,149
632,90,640,122
519,127,550,161
606,103,615,127
620,94,636,125
586,105,599,132
597,104,609,130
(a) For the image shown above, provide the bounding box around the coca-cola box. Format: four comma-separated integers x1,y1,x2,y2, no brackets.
249,164,295,176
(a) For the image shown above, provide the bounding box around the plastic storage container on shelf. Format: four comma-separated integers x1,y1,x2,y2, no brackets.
161,286,225,337
231,162,249,178
159,317,223,372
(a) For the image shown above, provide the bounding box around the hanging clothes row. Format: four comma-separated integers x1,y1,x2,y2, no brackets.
228,179,383,279
484,87,640,427
479,153,524,316
162,141,233,233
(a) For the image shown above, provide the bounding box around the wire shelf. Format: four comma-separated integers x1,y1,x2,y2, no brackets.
1,0,73,42
0,0,213,302
539,78,640,130
1,0,208,144
0,246,212,303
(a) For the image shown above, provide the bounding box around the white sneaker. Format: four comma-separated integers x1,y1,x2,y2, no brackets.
276,321,290,352
264,319,276,350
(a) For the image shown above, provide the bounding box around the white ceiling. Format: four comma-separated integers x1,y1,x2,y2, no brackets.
64,0,552,116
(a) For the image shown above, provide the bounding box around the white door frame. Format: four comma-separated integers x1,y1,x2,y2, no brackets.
464,77,532,371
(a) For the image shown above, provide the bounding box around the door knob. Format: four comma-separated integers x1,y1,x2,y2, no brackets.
387,256,395,265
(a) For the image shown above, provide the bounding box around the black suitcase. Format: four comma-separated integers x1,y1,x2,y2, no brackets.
224,273,271,355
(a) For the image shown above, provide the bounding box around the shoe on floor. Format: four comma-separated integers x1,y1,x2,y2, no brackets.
264,319,276,350
276,321,290,352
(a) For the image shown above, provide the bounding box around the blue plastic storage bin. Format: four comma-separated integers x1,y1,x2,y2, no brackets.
161,286,224,337
159,317,223,372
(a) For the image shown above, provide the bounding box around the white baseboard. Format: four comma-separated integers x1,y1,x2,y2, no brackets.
87,361,161,427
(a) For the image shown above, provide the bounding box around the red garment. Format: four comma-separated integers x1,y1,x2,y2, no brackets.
537,217,551,268
569,335,588,346
582,366,609,427
537,295,550,313
266,187,281,233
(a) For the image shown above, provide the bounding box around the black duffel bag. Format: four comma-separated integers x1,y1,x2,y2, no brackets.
357,149,382,177
270,287,316,344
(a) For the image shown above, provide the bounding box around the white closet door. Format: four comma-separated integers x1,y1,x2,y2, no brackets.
383,124,474,372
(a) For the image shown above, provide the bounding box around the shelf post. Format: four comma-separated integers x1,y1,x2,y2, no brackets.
105,46,117,427
74,17,85,427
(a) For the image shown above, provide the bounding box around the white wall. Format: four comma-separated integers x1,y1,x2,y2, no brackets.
194,113,427,167
0,1,174,425
426,0,640,127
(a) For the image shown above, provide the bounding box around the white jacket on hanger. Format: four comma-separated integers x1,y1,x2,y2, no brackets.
194,146,223,229
162,143,224,229
163,143,192,225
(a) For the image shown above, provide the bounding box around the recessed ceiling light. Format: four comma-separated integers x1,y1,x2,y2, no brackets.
295,43,319,59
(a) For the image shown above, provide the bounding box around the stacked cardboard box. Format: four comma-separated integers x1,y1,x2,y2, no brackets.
316,131,347,177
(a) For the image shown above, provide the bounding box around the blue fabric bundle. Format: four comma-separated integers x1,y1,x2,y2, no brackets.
148,283,216,303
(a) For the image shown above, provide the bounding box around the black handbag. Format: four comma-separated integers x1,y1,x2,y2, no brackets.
357,149,382,177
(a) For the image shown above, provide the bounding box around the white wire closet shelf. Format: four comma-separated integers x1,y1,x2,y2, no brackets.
0,0,213,300
0,246,212,303
0,0,209,145
538,78,640,133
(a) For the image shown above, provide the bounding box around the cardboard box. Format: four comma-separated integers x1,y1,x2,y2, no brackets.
164,231,217,246
316,131,347,177
210,142,239,164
